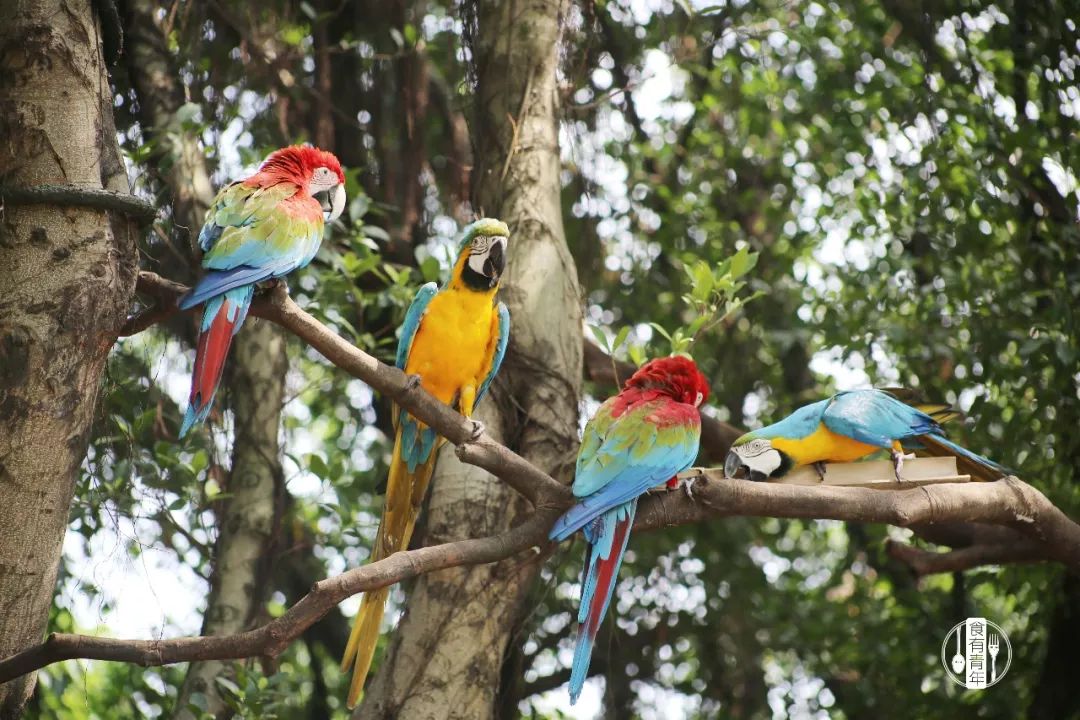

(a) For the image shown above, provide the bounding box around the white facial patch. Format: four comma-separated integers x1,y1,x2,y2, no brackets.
736,440,782,477
694,391,704,407
466,235,507,277
310,166,339,192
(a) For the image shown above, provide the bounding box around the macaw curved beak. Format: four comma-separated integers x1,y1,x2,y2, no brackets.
316,184,346,222
724,450,747,480
482,237,507,282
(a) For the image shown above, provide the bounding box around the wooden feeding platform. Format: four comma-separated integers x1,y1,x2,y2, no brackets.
768,455,969,488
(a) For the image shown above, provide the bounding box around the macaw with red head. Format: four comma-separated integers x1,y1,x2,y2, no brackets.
177,145,346,436
550,355,709,704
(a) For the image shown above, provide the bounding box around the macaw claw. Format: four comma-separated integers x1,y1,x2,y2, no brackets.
469,419,486,441
257,277,287,292
891,449,916,482
812,461,828,482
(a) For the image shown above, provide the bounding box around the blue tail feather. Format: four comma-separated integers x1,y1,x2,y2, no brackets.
179,264,285,310
568,501,636,704
929,433,1012,476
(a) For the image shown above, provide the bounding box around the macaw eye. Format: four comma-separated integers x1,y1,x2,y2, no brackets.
471,236,491,254
694,391,704,407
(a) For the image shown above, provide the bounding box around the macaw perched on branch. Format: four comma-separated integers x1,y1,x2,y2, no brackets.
177,145,346,437
341,218,511,708
724,388,1010,483
549,356,709,704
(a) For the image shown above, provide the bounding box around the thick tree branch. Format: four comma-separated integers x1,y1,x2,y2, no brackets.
637,471,1080,572
4,471,1078,682
10,271,1064,689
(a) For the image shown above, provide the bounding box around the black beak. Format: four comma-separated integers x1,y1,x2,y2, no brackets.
724,451,747,480
314,185,346,222
483,238,506,283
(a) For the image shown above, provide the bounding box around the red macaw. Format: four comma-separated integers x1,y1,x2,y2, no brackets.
549,355,709,703
177,145,346,436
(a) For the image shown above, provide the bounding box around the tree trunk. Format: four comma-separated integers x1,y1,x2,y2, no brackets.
174,320,288,719
0,1,138,716
122,5,293,716
356,1,581,717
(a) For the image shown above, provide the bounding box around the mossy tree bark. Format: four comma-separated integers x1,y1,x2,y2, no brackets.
0,1,138,716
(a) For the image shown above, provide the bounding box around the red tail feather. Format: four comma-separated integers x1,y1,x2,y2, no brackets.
582,516,633,641
190,303,240,411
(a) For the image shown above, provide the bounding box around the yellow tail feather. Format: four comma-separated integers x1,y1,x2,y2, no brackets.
340,428,439,708
915,403,963,425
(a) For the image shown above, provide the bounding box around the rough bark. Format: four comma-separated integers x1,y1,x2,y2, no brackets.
0,0,137,715
356,1,580,717
122,4,293,716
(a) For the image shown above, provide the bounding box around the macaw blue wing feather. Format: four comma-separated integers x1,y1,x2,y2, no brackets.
550,398,700,541
395,282,438,370
179,262,293,310
393,282,440,472
754,398,831,441
476,302,510,406
822,390,939,448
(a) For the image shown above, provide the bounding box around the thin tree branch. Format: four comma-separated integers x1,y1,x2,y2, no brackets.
0,513,556,683
0,185,158,224
885,539,1049,577
120,271,569,506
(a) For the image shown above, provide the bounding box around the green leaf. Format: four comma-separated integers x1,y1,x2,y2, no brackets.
649,322,673,342
214,677,242,698
364,225,391,243
589,324,611,352
728,246,759,279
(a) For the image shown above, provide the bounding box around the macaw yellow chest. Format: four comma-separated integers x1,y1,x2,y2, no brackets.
772,423,881,467
404,288,498,408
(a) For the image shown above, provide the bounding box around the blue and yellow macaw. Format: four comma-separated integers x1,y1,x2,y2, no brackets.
549,355,710,704
341,218,510,708
724,388,1010,482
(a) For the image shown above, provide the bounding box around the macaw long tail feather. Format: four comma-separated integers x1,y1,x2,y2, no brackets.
341,430,438,709
179,286,254,437
569,500,637,705
917,433,1012,481
342,585,390,707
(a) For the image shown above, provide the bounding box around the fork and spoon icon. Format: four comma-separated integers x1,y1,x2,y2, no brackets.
950,625,1002,682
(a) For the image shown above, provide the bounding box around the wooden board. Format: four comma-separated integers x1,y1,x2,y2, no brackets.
773,455,969,488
